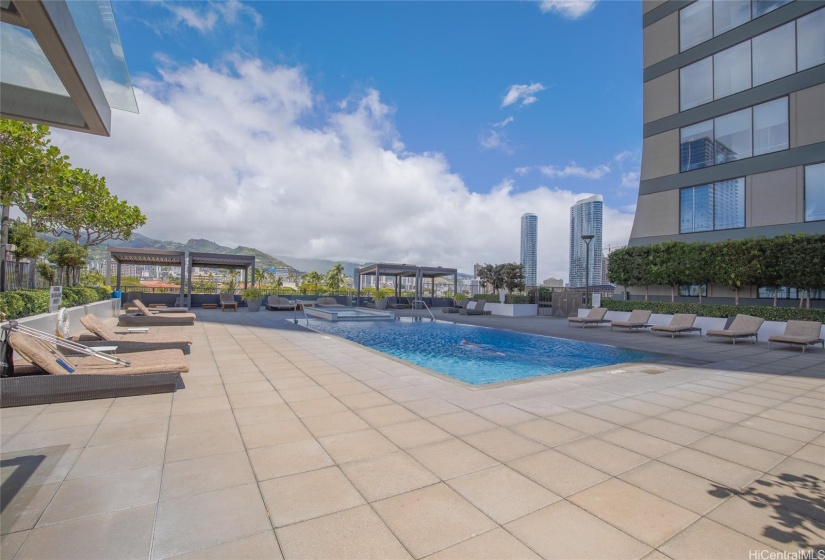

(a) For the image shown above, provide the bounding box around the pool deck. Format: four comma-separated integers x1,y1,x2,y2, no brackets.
2,308,824,559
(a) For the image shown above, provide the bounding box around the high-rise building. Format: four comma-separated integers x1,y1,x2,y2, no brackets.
520,213,538,287
569,195,603,288
630,0,825,247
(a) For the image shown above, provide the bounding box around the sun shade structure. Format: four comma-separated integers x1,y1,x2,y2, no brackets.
186,252,256,296
355,263,458,303
0,0,137,136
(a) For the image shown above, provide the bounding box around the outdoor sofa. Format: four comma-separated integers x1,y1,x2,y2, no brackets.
610,309,653,332
768,320,824,353
650,314,701,338
266,296,296,311
2,330,187,407
459,301,490,315
315,297,346,308
76,314,192,354
706,314,765,344
568,307,609,327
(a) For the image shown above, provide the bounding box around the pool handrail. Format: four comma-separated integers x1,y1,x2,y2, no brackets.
412,299,435,321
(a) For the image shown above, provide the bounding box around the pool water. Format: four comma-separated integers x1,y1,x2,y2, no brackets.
305,319,661,385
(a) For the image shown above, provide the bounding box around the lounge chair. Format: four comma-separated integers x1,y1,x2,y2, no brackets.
610,310,653,332
315,297,346,308
768,320,824,353
568,307,609,327
132,299,190,314
442,299,469,313
459,301,489,315
706,314,765,344
650,314,701,338
219,293,238,311
118,301,196,327
265,296,296,311
2,330,187,407
76,315,192,354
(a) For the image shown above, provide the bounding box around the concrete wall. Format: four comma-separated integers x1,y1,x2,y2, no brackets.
643,12,678,68
644,71,679,124
485,304,538,317
640,129,679,181
1,299,120,338
792,83,825,148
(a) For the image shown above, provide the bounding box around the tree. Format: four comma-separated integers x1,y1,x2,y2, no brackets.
42,167,146,246
325,263,346,294
8,219,48,289
759,236,785,307
80,268,107,287
780,233,825,309
45,240,88,286
681,242,712,304
713,238,763,305
476,264,494,293
501,263,526,293
650,242,689,303
300,271,323,294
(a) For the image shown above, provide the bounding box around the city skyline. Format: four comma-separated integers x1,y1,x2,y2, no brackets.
569,195,604,289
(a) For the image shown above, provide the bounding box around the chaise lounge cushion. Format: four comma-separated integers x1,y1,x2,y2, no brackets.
132,300,189,314
768,320,824,351
316,297,346,308
650,314,699,337
706,314,764,342
568,307,608,325
610,310,653,331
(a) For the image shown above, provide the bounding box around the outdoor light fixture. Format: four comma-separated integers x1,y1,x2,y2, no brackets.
581,234,595,308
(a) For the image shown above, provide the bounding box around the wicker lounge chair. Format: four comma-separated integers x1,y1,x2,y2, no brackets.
315,297,346,308
442,299,469,313
76,315,192,354
650,314,701,338
768,320,824,353
568,307,609,327
610,310,653,332
219,293,238,311
132,299,190,314
2,330,187,407
265,296,296,311
706,314,765,344
118,302,196,327
459,301,490,315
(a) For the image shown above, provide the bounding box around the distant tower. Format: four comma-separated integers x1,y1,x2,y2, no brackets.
569,195,603,288
520,213,538,287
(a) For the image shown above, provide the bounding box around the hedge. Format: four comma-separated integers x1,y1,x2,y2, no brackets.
472,294,531,304
602,299,825,322
0,286,110,320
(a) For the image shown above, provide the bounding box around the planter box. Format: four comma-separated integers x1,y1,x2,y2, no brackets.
485,303,538,317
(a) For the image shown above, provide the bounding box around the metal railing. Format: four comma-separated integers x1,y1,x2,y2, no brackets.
412,299,435,321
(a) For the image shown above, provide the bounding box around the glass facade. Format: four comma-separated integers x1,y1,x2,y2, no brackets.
679,284,708,297
758,287,824,300
680,97,788,172
569,196,603,289
805,163,825,222
520,213,538,287
678,8,824,112
680,178,745,233
680,0,793,52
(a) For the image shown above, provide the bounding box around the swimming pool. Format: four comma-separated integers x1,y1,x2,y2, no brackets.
304,319,661,385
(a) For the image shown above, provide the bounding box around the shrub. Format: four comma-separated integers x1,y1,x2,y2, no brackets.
473,294,499,303
0,292,25,320
506,294,530,304
602,299,825,322
0,287,109,320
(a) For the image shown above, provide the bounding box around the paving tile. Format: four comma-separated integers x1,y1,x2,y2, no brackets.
152,483,271,559
0,446,81,487
15,504,155,560
659,518,778,560
166,426,244,462
318,429,400,464
791,444,825,467
463,427,545,462
3,425,96,452
715,425,808,455
161,451,255,501
357,404,420,428
407,439,499,480
510,418,586,447
403,398,462,418
609,398,671,417
739,417,821,442
658,448,763,490
248,439,334,481
170,396,230,417
167,409,237,436
67,437,166,479
628,418,707,446
341,451,439,502
569,478,699,547
429,411,497,436
0,482,60,534
259,466,366,527
373,483,497,559
168,531,282,560
338,391,394,410
473,404,537,426
446,464,560,524
598,428,681,458
759,409,825,431
689,435,787,472
556,437,649,476
765,458,825,523
426,527,541,560
20,408,108,433
39,466,161,526
277,505,411,560
579,404,646,426
238,418,312,449
617,460,732,515
659,410,730,432
232,403,296,427
508,449,610,497
379,420,453,450
504,501,652,560
227,391,286,409
1,530,29,559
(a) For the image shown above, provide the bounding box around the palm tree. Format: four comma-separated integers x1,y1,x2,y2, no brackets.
326,263,346,294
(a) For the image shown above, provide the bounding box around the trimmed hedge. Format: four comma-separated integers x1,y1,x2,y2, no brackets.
602,299,825,322
0,286,110,320
472,294,531,304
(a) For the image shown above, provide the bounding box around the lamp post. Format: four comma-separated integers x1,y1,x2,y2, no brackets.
581,234,595,308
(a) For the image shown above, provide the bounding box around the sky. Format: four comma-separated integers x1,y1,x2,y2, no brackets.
51,0,644,281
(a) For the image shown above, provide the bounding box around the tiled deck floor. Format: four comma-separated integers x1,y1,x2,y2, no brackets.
2,309,824,559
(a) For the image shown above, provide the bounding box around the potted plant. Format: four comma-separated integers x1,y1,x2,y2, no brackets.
241,287,265,312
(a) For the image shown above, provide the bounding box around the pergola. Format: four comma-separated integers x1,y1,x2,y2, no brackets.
355,263,458,302
186,252,256,296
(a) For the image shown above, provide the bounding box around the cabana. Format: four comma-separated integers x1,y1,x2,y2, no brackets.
355,263,458,306
107,248,186,306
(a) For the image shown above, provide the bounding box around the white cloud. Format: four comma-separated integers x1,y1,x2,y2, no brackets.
501,83,545,108
515,166,532,176
165,0,262,33
493,116,514,128
52,57,633,281
620,171,640,190
539,0,598,19
539,163,611,180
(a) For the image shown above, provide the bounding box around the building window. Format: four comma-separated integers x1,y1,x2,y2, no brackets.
753,0,792,18
758,286,824,300
680,0,713,52
752,22,796,86
714,0,751,35
680,179,745,233
680,0,793,52
680,97,788,172
679,284,708,297
798,9,825,71
680,59,713,111
714,42,751,99
805,163,825,222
